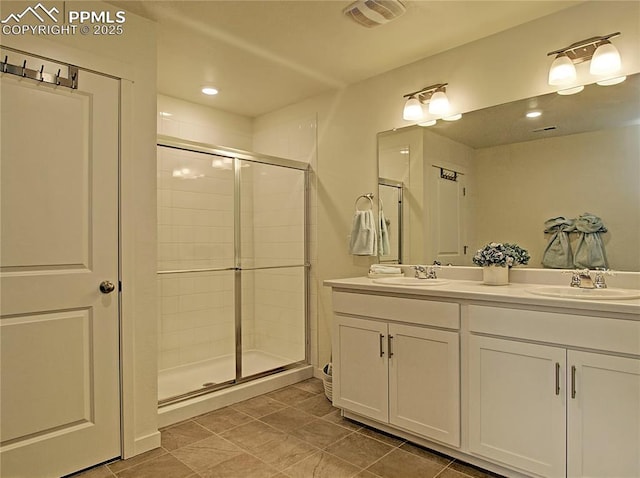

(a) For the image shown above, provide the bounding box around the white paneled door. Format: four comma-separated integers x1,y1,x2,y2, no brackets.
0,60,121,477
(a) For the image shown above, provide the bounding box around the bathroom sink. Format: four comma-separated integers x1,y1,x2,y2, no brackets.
372,277,450,286
527,286,640,300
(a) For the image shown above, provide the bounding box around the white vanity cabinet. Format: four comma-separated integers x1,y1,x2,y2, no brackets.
326,278,640,478
468,335,567,477
468,305,640,478
332,292,461,447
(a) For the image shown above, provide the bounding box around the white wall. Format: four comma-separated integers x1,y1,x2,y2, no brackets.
253,1,640,371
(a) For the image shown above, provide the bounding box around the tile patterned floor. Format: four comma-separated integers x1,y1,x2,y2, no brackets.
72,379,504,478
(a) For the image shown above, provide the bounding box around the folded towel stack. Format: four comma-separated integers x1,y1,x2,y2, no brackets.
368,264,402,278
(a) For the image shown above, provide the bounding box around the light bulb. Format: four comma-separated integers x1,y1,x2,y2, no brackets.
403,96,424,121
548,53,576,86
590,42,621,76
428,90,450,115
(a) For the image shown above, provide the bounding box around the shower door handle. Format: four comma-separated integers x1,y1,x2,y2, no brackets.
99,280,116,294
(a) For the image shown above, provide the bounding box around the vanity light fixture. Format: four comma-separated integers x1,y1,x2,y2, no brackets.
402,83,450,121
418,119,437,127
557,85,585,96
547,32,624,90
525,111,542,118
442,113,462,121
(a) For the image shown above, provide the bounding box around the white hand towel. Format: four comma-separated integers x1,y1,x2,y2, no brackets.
370,264,401,274
349,210,378,256
378,210,390,256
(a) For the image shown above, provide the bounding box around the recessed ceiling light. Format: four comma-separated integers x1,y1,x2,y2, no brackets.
201,87,219,96
526,111,542,118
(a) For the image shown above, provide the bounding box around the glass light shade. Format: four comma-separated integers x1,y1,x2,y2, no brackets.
590,42,621,76
596,75,627,86
557,85,584,95
548,54,576,86
418,119,437,127
403,96,424,121
201,87,219,95
443,113,462,121
428,90,450,115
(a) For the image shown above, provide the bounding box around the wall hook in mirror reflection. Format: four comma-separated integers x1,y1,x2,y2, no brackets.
21,60,27,77
2,56,8,73
55,69,61,85
39,65,45,82
440,168,458,181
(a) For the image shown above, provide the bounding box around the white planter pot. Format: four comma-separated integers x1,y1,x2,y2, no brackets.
483,265,509,285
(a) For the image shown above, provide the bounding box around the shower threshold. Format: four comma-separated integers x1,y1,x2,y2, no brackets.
158,349,299,402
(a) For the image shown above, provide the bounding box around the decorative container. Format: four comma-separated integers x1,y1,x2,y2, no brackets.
483,265,509,285
322,363,333,401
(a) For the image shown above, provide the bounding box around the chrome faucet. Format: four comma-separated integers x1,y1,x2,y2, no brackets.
593,268,610,289
413,264,438,279
570,269,595,289
414,265,428,279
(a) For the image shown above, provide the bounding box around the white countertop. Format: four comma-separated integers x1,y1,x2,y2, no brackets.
324,276,640,317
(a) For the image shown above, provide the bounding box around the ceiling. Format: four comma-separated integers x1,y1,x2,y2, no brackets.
110,1,580,118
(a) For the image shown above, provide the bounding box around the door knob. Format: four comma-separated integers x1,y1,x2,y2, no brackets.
99,280,116,294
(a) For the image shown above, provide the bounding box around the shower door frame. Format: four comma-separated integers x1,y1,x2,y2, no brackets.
157,135,310,406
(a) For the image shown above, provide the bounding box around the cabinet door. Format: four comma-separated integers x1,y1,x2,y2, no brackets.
567,351,640,478
389,324,460,446
469,336,566,477
333,315,389,422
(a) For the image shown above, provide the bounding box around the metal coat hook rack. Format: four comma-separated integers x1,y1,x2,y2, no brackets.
1,54,78,89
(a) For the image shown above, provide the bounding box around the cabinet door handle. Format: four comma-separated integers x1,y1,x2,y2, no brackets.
388,335,394,358
555,362,561,396
379,334,385,357
571,365,577,399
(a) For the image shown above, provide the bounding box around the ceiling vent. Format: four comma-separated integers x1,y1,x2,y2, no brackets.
343,0,406,28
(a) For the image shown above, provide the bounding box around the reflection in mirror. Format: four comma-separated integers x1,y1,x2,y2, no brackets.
378,179,403,263
378,73,640,271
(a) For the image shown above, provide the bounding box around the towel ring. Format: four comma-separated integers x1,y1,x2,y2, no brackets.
355,193,374,211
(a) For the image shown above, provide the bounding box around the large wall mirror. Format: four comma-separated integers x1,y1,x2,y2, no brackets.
378,73,640,271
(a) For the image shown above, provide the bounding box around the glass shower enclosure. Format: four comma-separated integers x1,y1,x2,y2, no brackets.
156,137,308,405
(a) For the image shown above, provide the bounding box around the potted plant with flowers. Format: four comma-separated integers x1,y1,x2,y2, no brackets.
472,242,530,285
